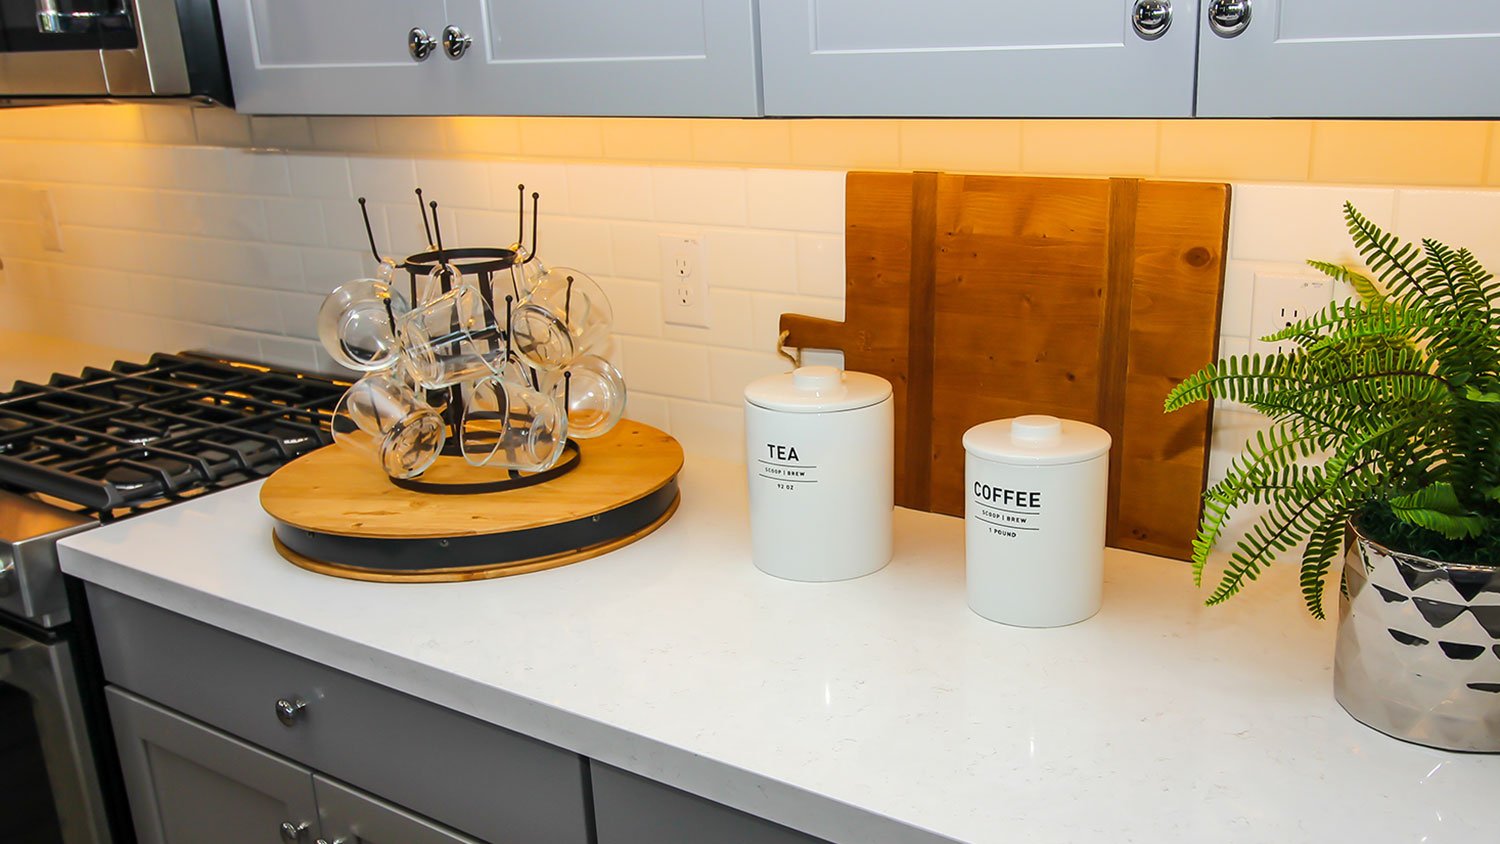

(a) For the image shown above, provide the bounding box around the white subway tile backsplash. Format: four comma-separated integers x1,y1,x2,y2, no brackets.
1394,189,1500,263
250,116,313,150
299,248,367,294
263,198,327,246
7,123,1495,467
652,167,747,226
192,108,252,148
795,234,844,298
1229,184,1394,264
747,169,845,233
488,162,570,216
618,337,711,400
566,164,652,220
608,222,661,280
543,218,615,275
624,393,671,431
417,158,491,210
348,157,418,204
667,399,745,462
594,276,661,338
287,154,352,200
708,348,789,406
704,229,797,293
156,192,267,241
661,288,754,350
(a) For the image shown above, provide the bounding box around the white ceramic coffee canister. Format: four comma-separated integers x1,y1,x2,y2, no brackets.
963,415,1111,627
744,366,893,581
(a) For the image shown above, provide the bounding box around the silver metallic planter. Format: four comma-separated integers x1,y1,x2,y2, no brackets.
1334,523,1500,752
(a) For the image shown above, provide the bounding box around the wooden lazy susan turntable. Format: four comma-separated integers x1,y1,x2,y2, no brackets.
260,420,683,582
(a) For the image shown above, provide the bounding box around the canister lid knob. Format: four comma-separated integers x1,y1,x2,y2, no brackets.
1010,414,1063,444
792,366,842,393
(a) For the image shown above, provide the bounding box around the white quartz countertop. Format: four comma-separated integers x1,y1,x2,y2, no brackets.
59,455,1499,843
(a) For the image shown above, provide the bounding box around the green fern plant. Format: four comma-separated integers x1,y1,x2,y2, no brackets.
1165,202,1500,618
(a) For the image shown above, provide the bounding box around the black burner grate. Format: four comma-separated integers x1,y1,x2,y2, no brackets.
0,353,346,519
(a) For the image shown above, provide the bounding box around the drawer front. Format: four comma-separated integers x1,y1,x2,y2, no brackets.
591,762,828,844
88,585,590,844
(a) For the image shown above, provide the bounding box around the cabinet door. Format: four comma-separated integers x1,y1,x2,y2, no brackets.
591,763,828,844
439,0,761,116
759,0,1200,116
216,0,460,114
106,687,319,844
1197,0,1500,116
313,775,482,844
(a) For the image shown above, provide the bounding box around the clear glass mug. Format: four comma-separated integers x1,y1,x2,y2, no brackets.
332,370,447,479
396,282,507,389
540,355,626,439
317,279,410,372
510,268,613,371
459,372,569,472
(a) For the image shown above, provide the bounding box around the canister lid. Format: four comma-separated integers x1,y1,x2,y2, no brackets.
744,366,892,413
962,415,1111,466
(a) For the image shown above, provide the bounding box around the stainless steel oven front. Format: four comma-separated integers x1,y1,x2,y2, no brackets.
0,0,229,103
0,620,113,843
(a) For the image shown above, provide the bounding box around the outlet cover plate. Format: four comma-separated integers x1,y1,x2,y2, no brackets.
1250,273,1334,356
660,234,708,328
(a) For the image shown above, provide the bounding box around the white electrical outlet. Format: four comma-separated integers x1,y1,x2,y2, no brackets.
1249,273,1335,356
660,234,708,328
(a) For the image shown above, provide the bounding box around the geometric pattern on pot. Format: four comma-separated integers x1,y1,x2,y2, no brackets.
1334,528,1500,752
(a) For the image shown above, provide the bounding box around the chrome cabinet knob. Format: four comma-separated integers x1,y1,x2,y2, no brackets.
275,697,307,727
316,839,349,844
442,25,473,60
279,821,310,842
1207,0,1251,37
1131,0,1172,40
408,27,437,61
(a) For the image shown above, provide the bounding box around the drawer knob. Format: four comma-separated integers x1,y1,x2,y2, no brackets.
279,821,310,842
442,25,473,60
275,696,308,727
408,26,437,61
1207,0,1251,37
1131,0,1172,40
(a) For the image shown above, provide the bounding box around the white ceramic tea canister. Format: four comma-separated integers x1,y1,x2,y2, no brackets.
963,415,1111,627
744,366,893,581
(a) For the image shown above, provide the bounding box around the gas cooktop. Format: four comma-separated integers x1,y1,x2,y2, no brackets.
0,353,347,521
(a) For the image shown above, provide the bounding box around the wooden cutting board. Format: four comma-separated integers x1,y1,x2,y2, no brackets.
780,172,1229,560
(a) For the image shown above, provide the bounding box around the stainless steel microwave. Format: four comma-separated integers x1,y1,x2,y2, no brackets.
0,0,230,104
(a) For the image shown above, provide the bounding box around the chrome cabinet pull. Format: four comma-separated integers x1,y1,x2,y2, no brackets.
442,25,473,60
409,27,437,61
275,696,307,727
1207,0,1251,37
279,821,310,843
1131,0,1172,41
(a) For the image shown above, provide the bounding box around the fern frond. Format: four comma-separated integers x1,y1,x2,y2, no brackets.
1388,483,1489,540
1344,202,1429,306
1301,505,1354,619
1308,259,1383,304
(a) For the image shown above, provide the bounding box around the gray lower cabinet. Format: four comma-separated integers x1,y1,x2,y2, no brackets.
87,585,591,844
217,0,761,116
591,763,828,844
108,687,479,844
1197,0,1500,117
758,0,1202,117
314,775,481,844
107,686,320,844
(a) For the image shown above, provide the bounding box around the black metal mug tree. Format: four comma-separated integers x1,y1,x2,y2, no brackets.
353,184,581,494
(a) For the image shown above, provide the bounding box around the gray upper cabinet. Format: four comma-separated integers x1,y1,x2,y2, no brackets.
217,0,761,116
107,687,320,844
757,0,1202,117
1196,0,1500,117
440,0,761,116
217,0,459,115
